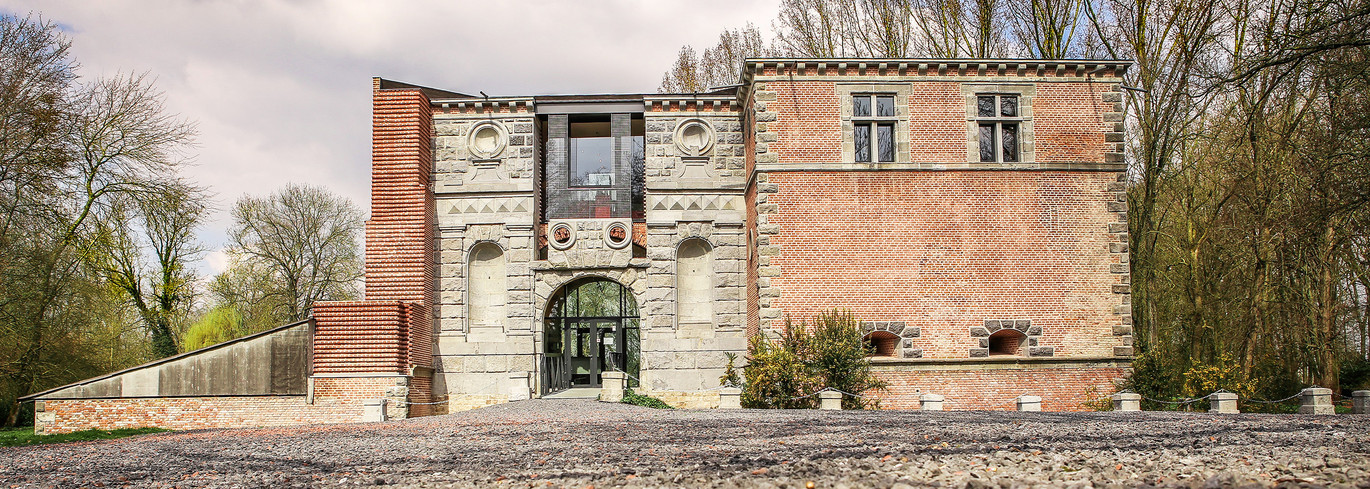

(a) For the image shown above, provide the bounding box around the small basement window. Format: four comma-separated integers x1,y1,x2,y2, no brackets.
988,329,1026,356
864,331,900,357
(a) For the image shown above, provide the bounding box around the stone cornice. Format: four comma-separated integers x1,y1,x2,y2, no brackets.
739,58,1133,102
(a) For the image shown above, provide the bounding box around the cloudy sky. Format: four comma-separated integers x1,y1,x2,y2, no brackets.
8,0,780,275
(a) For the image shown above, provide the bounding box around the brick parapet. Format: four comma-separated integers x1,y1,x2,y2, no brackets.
870,362,1128,411
33,396,361,435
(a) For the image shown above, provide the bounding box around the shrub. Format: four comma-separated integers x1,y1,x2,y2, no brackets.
740,309,887,409
621,388,673,409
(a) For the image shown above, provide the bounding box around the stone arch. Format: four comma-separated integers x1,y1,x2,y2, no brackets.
676,238,714,325
860,321,921,358
467,241,506,331
988,329,1026,356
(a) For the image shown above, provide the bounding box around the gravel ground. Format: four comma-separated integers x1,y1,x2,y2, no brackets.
1,400,1367,488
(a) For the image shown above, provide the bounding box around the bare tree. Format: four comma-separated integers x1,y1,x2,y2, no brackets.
0,15,198,426
229,184,363,322
661,24,772,93
87,184,206,357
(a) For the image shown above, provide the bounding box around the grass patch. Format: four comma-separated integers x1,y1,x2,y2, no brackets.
0,426,169,447
622,388,673,409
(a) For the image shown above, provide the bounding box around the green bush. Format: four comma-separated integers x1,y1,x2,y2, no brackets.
740,309,887,409
621,388,673,409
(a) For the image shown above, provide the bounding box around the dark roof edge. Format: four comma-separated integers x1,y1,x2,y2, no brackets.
377,78,473,99
20,319,314,401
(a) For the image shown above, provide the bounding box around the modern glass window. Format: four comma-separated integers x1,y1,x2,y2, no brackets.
570,137,614,187
976,94,1020,163
852,94,896,163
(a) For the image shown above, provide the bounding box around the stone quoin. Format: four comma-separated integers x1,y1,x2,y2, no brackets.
26,59,1133,433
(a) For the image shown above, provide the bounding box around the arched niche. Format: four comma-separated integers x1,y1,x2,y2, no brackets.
468,242,507,329
676,238,714,325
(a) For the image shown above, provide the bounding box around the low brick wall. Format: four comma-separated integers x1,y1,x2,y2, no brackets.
33,396,360,435
870,358,1130,411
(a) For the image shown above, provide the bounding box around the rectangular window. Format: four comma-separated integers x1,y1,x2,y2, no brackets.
854,125,871,162
853,93,898,163
570,137,614,187
976,94,1021,163
876,123,894,162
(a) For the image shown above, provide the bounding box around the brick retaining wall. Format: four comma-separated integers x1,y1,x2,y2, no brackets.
33,397,358,435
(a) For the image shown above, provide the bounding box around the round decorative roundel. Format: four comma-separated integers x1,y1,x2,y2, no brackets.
549,222,576,250
604,222,631,249
468,121,508,159
673,119,715,157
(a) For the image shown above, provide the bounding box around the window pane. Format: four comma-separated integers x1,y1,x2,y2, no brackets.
1002,123,1018,162
854,124,871,162
853,95,871,117
876,96,895,117
1001,96,1018,117
570,137,614,187
877,123,894,162
977,96,996,117
979,124,995,162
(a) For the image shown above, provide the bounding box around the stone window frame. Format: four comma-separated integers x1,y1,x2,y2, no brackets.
465,240,508,333
674,237,716,328
837,83,911,164
962,83,1036,165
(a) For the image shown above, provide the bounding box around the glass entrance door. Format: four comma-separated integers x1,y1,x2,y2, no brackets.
541,278,640,394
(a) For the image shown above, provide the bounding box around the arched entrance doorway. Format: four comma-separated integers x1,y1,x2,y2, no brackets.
541,277,640,395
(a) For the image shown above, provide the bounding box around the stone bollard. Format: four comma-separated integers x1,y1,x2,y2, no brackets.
362,398,388,422
1299,387,1334,415
508,372,532,401
1112,392,1141,411
1016,395,1042,412
719,387,742,409
600,371,626,403
1352,391,1369,414
819,390,843,410
1209,392,1239,413
920,393,945,411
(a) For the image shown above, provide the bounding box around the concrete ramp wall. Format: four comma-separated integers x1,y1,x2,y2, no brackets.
26,320,312,400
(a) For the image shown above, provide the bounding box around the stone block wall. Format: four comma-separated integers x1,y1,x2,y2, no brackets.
428,100,539,409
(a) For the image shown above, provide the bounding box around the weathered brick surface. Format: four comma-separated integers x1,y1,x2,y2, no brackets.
762,171,1129,358
35,397,359,435
870,365,1129,411
312,301,409,374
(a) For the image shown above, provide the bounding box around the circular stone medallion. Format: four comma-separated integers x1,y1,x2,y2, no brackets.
673,119,715,157
604,222,631,249
468,121,508,160
549,222,576,250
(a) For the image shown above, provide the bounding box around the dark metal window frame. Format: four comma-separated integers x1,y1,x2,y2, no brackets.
852,93,898,163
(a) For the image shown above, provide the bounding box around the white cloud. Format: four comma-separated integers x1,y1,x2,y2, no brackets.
8,0,781,279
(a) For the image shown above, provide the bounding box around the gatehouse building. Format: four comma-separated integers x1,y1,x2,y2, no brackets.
27,58,1134,433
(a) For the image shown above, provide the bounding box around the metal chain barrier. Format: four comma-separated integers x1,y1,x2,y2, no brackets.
1242,392,1303,404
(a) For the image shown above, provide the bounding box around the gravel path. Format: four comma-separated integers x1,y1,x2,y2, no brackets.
1,400,1367,488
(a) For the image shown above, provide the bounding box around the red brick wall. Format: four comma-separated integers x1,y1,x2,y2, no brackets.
906,82,965,162
312,301,409,374
1034,82,1113,163
871,365,1129,411
764,171,1126,358
366,85,435,304
35,397,360,435
767,81,841,163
